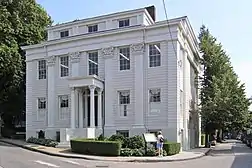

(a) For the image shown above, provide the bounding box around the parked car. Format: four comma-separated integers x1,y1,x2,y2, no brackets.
245,134,252,147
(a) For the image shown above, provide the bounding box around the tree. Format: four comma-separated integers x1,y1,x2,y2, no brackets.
0,0,52,126
198,25,251,145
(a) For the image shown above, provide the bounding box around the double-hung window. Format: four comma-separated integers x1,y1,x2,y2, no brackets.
59,95,69,120
88,51,98,75
60,56,69,77
38,60,46,79
149,44,161,67
119,47,130,70
119,90,130,117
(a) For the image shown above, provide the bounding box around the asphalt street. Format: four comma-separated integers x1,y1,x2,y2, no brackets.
0,140,252,168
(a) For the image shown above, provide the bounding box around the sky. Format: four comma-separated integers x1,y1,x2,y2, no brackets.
37,0,252,99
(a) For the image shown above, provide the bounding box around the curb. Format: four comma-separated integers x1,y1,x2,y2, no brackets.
0,139,212,163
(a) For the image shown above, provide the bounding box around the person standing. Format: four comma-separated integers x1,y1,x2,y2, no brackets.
156,131,164,157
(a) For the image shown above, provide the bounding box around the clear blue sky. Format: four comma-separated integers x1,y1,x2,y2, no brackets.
37,0,252,98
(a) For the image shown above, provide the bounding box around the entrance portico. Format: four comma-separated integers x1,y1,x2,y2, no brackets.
60,75,104,142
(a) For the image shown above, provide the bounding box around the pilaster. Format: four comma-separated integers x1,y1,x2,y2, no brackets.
70,52,80,77
47,56,56,127
102,47,115,127
131,43,145,127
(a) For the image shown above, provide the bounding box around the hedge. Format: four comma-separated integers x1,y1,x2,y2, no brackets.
108,134,145,149
27,137,58,147
163,142,181,155
70,138,121,156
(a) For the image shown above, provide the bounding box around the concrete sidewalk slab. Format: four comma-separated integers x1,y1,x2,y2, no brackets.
0,138,213,163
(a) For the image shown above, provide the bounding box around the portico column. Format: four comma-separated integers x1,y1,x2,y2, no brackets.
47,56,56,127
84,90,88,127
70,87,76,129
79,89,84,128
89,85,96,128
97,88,103,128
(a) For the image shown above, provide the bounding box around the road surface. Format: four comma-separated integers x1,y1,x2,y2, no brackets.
0,140,251,168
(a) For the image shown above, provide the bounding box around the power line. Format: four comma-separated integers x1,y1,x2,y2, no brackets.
162,0,177,55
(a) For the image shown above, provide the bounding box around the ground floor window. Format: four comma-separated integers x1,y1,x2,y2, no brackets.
116,130,129,137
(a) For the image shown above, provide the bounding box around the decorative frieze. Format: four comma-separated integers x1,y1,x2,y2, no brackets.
69,52,81,63
47,56,56,66
102,47,115,58
130,43,144,54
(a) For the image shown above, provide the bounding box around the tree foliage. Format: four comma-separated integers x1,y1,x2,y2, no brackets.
0,0,52,122
199,25,251,133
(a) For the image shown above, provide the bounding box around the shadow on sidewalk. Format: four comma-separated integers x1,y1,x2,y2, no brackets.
0,141,19,148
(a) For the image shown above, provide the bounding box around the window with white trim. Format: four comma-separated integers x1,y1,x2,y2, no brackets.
119,90,130,117
149,44,161,67
38,60,46,79
149,89,161,103
60,30,69,38
119,19,129,27
60,56,69,77
59,95,69,120
37,97,46,120
38,97,46,109
116,130,129,137
88,25,98,33
88,51,98,75
119,47,130,70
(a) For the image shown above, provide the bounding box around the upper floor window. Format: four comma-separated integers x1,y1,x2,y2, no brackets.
60,56,69,77
119,90,130,117
88,51,98,75
38,97,46,109
119,47,130,70
149,44,161,67
60,30,69,38
38,60,46,79
88,25,98,33
149,88,161,103
119,19,129,28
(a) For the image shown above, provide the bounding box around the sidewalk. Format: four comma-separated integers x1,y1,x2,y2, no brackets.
0,138,213,162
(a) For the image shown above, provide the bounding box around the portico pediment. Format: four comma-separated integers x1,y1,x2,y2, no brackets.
67,75,104,89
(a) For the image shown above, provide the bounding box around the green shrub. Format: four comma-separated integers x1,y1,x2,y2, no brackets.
163,142,181,155
131,148,144,156
27,137,58,147
201,134,206,146
145,146,157,156
162,149,167,156
108,134,126,146
70,138,121,156
127,135,145,149
120,148,133,156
